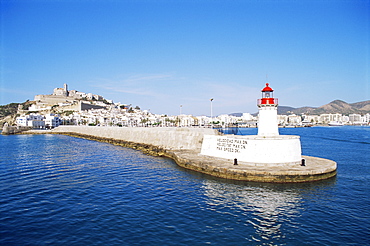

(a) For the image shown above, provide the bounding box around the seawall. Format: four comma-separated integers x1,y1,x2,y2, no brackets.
52,126,219,151
25,126,337,183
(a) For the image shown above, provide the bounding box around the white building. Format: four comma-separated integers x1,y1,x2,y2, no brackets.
287,114,302,126
44,114,61,128
242,113,253,121
365,114,370,124
319,113,343,124
302,114,320,125
16,114,45,128
349,114,362,124
28,104,51,111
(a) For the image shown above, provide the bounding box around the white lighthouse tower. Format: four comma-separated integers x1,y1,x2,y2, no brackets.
257,83,279,136
201,82,302,165
200,81,337,182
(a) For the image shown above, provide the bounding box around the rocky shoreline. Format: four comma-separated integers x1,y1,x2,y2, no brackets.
1,124,32,135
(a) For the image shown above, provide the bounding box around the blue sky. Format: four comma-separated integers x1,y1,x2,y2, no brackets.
1,0,369,116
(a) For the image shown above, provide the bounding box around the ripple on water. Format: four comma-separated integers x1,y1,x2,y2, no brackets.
1,130,369,245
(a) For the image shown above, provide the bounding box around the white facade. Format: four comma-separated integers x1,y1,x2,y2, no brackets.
16,114,45,128
242,113,253,121
302,115,319,124
349,114,362,124
16,115,30,126
28,104,51,111
320,113,343,124
44,114,61,128
27,119,45,128
365,114,370,123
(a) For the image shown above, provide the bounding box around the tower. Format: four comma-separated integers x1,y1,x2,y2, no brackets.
257,83,279,136
63,83,69,96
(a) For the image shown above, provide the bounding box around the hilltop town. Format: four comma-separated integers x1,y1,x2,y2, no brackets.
1,84,369,129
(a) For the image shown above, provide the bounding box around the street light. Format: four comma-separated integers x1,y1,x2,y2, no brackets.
210,98,214,128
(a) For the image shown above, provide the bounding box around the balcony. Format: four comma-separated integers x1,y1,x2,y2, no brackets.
257,98,278,105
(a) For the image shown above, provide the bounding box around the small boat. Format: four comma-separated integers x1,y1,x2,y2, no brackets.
284,124,296,128
328,121,344,126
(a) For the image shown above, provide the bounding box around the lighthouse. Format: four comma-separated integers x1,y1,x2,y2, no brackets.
201,81,302,164
200,81,337,182
257,83,279,136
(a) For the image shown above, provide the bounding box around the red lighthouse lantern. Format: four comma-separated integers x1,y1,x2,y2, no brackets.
259,83,277,105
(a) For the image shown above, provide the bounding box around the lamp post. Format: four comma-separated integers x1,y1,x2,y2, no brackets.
179,105,183,127
210,98,214,128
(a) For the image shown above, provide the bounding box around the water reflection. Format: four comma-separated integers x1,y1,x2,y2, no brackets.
201,178,336,245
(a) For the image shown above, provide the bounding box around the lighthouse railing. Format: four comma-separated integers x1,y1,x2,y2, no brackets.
257,98,278,105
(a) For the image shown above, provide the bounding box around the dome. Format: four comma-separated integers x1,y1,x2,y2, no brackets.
262,83,274,92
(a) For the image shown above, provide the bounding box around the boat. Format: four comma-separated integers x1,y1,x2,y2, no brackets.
328,121,344,126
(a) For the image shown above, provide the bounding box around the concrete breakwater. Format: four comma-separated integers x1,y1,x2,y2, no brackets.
52,126,217,151
25,126,336,183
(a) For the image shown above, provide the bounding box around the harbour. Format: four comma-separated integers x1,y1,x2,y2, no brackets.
7,83,337,183
0,126,369,245
1,1,369,245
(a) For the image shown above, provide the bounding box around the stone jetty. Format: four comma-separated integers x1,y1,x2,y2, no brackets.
22,126,336,183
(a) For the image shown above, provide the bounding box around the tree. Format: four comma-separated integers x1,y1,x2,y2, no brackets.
140,118,149,126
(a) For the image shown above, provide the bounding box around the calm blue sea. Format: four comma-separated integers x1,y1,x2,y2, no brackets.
0,126,369,245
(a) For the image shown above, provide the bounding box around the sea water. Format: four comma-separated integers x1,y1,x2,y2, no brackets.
0,126,369,245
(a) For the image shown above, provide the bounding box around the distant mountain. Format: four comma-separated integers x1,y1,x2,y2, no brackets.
244,100,370,116
276,100,370,115
351,100,370,111
277,106,297,115
229,113,243,117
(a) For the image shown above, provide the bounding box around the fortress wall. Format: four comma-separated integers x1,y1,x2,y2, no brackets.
53,126,220,151
34,95,75,105
80,102,106,111
57,103,81,111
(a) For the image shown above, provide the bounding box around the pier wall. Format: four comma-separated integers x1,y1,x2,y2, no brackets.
53,126,220,151
201,134,302,164
24,125,336,183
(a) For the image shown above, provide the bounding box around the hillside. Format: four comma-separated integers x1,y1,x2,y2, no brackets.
277,100,370,115
351,100,370,111
0,101,34,126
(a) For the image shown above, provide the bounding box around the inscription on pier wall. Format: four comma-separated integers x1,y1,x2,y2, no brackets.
201,135,302,163
201,135,251,161
216,137,248,153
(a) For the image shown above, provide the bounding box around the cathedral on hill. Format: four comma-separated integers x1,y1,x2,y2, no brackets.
30,84,109,112
53,84,69,97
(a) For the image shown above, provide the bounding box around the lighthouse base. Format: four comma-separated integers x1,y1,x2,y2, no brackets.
198,134,337,182
201,134,302,165
171,150,337,183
